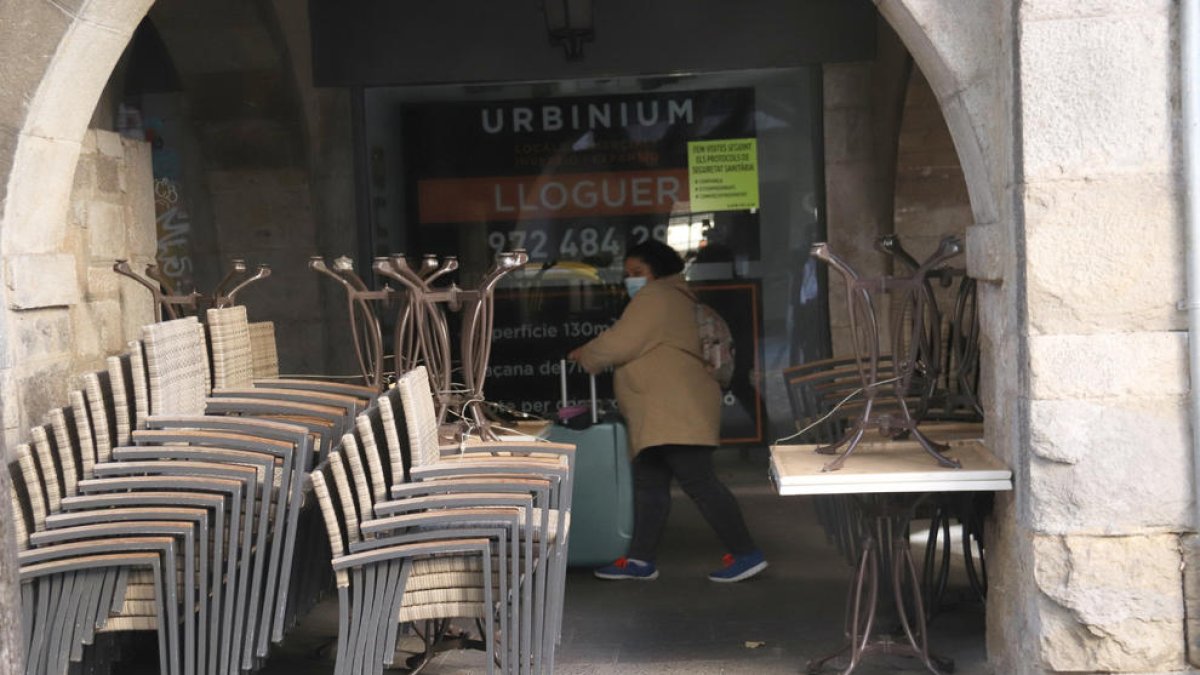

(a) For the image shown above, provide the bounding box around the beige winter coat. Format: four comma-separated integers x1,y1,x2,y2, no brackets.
574,274,721,456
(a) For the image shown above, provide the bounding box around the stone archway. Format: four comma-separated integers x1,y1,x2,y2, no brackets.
0,4,155,670
871,1,1031,668
877,1,1190,672
0,2,1019,672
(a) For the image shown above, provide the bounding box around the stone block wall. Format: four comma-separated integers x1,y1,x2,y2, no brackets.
893,68,970,325
2,129,155,449
1014,0,1189,671
890,67,974,400
71,130,158,372
893,70,972,252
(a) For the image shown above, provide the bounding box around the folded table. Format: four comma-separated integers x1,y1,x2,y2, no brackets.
769,437,1011,674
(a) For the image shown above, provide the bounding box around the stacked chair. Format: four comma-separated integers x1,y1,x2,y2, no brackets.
10,261,575,674
11,309,373,674
310,366,574,674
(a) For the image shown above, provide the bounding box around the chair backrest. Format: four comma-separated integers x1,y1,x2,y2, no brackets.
10,443,46,547
142,317,211,416
66,390,96,480
782,355,900,444
377,391,412,485
358,402,402,494
7,444,43,552
82,370,117,465
107,353,138,447
127,341,151,429
29,425,64,515
395,367,441,470
208,306,255,389
337,434,375,535
310,459,350,565
46,406,82,497
248,322,280,380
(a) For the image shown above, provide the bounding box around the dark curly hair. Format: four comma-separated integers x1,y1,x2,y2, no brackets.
625,239,684,278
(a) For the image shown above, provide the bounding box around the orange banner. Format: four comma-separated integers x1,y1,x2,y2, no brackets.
417,169,690,224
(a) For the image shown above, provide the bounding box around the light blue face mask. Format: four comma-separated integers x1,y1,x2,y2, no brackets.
624,276,648,298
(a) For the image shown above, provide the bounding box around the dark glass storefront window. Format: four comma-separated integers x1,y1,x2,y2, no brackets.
362,67,829,444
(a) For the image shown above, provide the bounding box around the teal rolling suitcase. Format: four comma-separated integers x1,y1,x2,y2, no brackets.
549,364,634,567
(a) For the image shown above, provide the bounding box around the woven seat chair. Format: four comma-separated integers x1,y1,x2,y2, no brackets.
89,462,260,675
131,317,368,657
337,406,549,673
311,450,519,675
247,321,280,379
209,305,378,400
135,316,364,639
130,314,355,477
389,367,574,675
84,356,313,673
109,442,281,671
365,435,554,675
62,384,267,675
136,317,355,457
104,349,330,667
130,423,314,650
10,440,184,675
51,390,254,675
205,309,370,436
34,418,216,675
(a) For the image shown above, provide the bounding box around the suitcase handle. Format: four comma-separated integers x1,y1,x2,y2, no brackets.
560,359,598,424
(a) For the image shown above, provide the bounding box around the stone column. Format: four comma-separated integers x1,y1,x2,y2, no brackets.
1016,1,1189,670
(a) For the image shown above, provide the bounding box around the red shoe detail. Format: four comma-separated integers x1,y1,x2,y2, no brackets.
721,553,735,567
614,557,629,569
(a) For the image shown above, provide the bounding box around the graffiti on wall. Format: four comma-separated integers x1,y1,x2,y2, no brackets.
119,103,196,292
153,177,194,284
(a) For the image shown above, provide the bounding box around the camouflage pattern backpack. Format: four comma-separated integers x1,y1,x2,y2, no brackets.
694,302,735,389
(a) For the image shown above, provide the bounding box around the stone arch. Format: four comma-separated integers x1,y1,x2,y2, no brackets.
2,2,153,254
0,3,155,670
874,0,1007,230
0,2,1014,671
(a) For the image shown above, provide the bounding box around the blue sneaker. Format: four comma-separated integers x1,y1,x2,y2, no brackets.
593,557,658,580
708,550,767,582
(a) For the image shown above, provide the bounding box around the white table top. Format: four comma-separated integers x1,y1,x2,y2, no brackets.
770,438,1012,496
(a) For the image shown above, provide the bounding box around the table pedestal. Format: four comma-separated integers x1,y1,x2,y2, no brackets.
806,494,953,675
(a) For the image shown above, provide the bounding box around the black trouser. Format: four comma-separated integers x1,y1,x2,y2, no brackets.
627,444,756,562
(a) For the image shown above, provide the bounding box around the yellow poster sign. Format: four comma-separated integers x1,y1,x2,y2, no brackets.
687,138,759,212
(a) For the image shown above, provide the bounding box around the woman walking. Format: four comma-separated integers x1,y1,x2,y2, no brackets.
568,239,766,582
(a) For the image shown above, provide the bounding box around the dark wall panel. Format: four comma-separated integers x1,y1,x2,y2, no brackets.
311,0,876,86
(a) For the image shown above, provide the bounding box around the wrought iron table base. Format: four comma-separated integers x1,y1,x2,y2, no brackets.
815,412,958,473
810,237,966,473
806,496,954,675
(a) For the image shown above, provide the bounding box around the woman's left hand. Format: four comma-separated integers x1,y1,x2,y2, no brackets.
567,348,600,375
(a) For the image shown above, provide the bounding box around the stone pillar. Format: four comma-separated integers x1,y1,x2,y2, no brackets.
874,0,1028,669
1016,0,1188,670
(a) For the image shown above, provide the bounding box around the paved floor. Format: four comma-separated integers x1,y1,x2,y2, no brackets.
258,448,991,674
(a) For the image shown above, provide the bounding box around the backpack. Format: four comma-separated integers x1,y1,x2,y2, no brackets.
694,302,735,389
